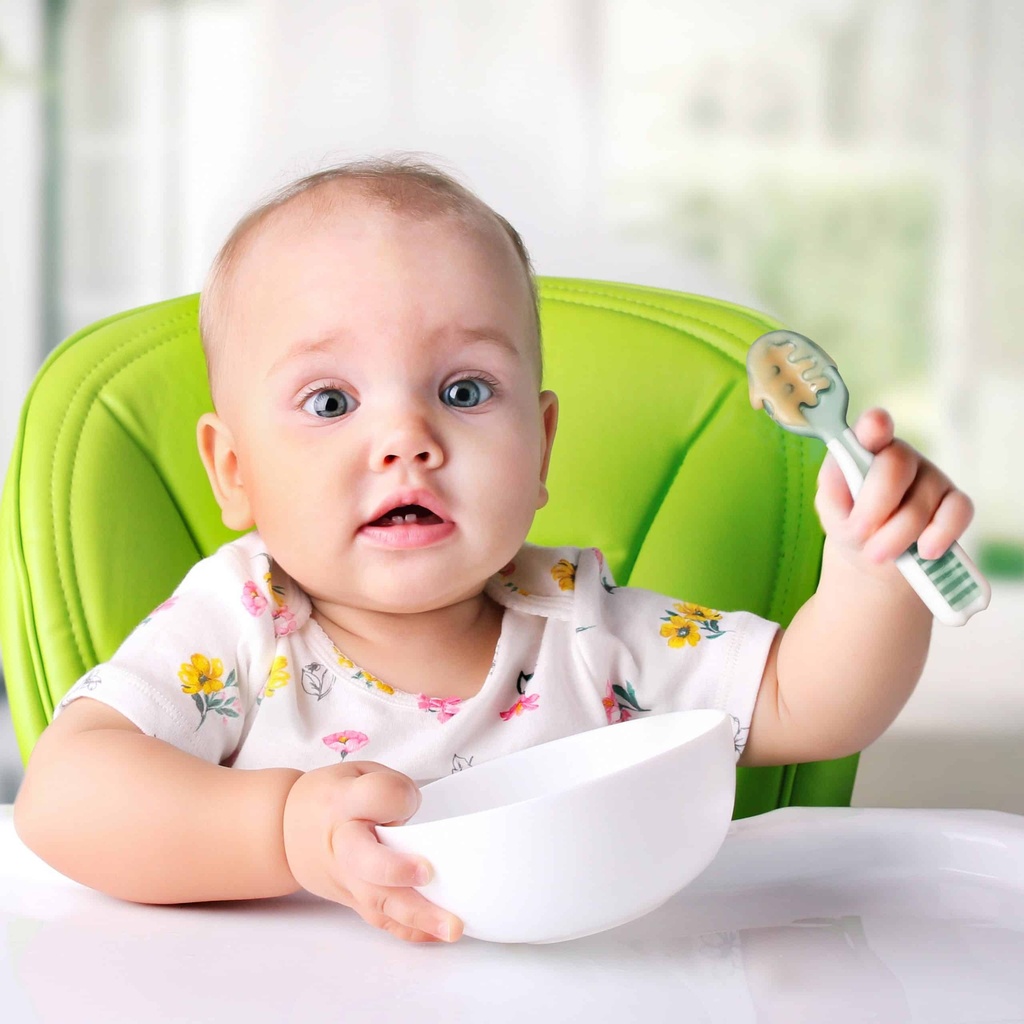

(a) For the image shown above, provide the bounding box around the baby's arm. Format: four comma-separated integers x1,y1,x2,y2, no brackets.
15,698,300,900
740,408,972,766
14,699,462,943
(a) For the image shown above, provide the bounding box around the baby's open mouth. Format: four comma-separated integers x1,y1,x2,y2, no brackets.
367,504,445,527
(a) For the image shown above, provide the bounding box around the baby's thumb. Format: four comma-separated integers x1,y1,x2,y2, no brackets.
348,765,422,826
815,452,855,530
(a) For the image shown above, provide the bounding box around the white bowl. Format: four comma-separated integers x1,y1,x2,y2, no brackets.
376,709,736,943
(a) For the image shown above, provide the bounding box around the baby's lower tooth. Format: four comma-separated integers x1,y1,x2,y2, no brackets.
404,513,418,523
390,515,404,524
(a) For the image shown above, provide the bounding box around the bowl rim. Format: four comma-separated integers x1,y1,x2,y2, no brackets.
381,708,734,837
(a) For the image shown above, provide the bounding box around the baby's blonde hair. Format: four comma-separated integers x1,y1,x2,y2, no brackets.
199,156,541,401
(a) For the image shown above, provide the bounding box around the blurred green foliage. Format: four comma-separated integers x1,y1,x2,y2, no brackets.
665,176,939,440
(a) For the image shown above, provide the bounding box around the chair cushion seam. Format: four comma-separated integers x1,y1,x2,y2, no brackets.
97,391,206,564
619,379,738,586
540,281,779,331
539,288,775,365
540,279,776,329
49,310,197,683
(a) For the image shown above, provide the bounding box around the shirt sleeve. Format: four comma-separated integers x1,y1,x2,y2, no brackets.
569,547,779,760
54,533,282,765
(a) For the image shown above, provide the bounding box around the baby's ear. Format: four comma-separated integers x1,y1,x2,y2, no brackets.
536,390,559,509
196,412,255,531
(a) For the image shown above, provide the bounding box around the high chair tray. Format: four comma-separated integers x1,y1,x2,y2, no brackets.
2,805,1023,1023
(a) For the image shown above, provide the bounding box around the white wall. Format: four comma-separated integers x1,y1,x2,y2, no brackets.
54,0,748,342
0,1,43,491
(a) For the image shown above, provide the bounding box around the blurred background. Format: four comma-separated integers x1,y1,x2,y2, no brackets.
1,0,1021,808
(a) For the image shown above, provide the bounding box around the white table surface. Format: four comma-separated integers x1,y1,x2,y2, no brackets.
3,804,1024,1024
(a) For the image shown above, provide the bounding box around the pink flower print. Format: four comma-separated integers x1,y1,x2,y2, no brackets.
322,730,369,760
604,680,650,723
498,560,515,576
272,604,297,637
241,580,268,616
417,695,462,723
154,597,177,614
602,681,619,724
500,693,540,721
141,596,177,624
593,548,618,594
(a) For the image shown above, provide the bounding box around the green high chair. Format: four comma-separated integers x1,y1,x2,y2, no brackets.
0,279,857,818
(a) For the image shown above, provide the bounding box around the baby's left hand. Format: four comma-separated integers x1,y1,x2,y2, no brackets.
815,408,974,568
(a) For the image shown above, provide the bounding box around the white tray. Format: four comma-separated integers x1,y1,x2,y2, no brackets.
2,805,1023,1023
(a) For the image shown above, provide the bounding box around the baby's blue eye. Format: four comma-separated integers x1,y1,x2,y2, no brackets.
302,388,356,419
442,378,493,408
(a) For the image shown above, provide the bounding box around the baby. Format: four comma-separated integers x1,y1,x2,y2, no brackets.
14,158,974,945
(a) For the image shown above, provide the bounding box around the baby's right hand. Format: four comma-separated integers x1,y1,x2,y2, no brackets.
282,761,462,943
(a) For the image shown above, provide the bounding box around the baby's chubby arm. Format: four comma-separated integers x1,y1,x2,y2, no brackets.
740,408,973,767
14,699,462,943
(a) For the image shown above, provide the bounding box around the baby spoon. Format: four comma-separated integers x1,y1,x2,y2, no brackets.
747,329,990,627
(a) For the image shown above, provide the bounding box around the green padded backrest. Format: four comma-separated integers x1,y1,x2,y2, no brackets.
0,279,857,817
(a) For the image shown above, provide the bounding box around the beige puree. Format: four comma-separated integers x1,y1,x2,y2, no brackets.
747,335,832,428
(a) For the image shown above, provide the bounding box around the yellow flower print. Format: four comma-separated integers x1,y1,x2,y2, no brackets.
674,602,721,624
550,559,577,591
264,656,290,699
659,602,730,648
330,644,395,695
179,654,239,729
179,653,225,694
358,670,393,694
263,569,287,608
331,645,355,670
659,615,702,648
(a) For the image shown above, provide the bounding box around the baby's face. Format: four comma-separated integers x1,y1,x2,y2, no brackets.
203,195,557,615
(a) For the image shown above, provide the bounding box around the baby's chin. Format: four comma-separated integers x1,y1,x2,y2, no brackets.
311,579,495,618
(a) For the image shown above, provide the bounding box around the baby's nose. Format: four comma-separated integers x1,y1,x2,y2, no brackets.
370,411,444,471
382,448,436,466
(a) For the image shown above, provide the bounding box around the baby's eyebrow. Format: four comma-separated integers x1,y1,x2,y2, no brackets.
265,333,343,380
266,326,522,380
450,326,522,360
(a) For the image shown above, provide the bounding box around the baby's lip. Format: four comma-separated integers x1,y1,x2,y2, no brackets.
362,489,452,528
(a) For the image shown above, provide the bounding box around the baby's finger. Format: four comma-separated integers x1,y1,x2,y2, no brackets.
815,452,855,528
850,407,895,455
859,476,941,564
845,439,918,547
351,878,463,943
333,818,432,888
815,407,899,525
916,487,974,560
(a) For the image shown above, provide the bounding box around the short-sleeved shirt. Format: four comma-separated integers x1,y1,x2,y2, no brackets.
57,532,777,782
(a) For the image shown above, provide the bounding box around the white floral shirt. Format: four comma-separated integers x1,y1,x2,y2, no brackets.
57,532,778,782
